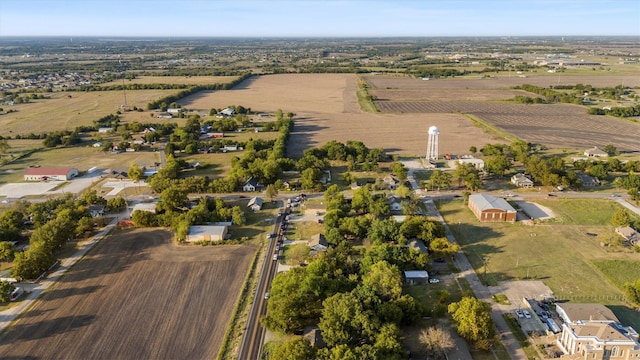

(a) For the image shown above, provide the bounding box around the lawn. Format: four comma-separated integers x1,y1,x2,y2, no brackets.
537,198,640,225
436,199,636,303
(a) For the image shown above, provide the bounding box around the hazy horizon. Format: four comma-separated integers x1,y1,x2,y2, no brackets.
1,0,638,38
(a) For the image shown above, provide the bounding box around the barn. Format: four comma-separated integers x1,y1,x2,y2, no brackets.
24,167,78,181
468,193,516,222
186,225,228,242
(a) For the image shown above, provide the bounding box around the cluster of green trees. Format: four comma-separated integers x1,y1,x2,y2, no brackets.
513,84,584,105
10,192,107,280
588,104,640,118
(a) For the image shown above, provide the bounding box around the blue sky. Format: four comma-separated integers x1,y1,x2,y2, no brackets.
1,0,638,37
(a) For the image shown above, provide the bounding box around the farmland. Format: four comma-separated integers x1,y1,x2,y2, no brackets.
100,75,239,86
367,75,640,152
0,228,256,360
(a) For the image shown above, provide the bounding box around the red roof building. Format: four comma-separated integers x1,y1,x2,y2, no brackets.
24,167,78,181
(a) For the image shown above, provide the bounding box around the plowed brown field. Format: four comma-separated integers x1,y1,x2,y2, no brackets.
0,229,256,360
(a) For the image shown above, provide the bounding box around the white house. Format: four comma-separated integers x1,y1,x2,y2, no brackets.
132,203,157,214
247,197,263,211
449,158,485,170
584,146,608,157
186,225,228,242
219,108,236,117
242,177,260,192
24,167,78,181
98,127,113,133
511,173,534,188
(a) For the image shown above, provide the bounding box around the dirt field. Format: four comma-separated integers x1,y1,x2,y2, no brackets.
367,75,640,152
0,229,256,360
179,74,507,157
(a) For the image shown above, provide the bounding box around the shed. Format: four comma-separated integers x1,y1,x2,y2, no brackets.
247,197,263,211
186,225,228,242
308,234,328,252
404,270,429,285
468,193,516,222
132,203,157,214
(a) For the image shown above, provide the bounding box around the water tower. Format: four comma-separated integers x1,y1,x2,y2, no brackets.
426,126,439,162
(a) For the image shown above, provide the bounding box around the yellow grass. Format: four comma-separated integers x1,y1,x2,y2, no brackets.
0,90,176,136
101,75,240,86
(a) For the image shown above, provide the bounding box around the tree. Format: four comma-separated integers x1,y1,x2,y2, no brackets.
611,209,631,227
623,279,640,306
419,326,455,359
268,336,315,360
11,247,56,280
0,242,15,262
430,237,460,259
265,184,278,202
0,280,15,303
128,162,144,181
469,146,477,154
603,144,619,156
107,196,127,211
429,170,452,191
485,155,511,177
158,187,188,212
232,206,245,225
361,261,403,301
448,296,494,348
392,162,408,182
319,291,379,347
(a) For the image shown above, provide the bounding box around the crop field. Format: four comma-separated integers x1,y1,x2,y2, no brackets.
101,75,239,86
367,75,640,152
0,90,177,136
0,228,256,360
178,74,507,157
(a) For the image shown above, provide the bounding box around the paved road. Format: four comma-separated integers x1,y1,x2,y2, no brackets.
0,214,122,333
408,168,528,360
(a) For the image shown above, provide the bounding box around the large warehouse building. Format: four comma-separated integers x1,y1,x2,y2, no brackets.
468,193,516,222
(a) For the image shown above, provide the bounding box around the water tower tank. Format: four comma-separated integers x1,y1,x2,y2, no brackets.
428,126,440,135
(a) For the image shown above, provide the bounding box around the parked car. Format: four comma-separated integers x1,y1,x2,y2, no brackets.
264,292,270,300
515,309,524,318
428,278,440,284
523,310,532,319
272,254,278,261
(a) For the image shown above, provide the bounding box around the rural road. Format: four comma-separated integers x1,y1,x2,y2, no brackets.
0,213,122,334
408,167,528,360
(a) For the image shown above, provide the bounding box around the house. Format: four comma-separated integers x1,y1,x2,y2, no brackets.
404,270,429,285
24,167,78,181
388,194,404,212
511,173,534,188
383,175,400,190
218,108,236,117
449,158,485,170
577,173,600,187
308,234,328,252
167,107,182,114
247,197,263,211
556,303,640,359
468,193,517,222
406,238,429,254
584,146,608,157
615,226,640,245
223,145,238,152
98,127,113,133
87,204,105,218
132,203,157,214
156,112,173,119
242,177,260,192
185,225,228,242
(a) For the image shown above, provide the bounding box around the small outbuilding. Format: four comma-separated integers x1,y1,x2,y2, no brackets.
584,146,608,157
308,234,328,252
404,270,429,285
468,193,516,222
186,225,228,242
247,197,263,211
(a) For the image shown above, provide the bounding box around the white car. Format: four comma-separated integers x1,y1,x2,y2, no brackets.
264,292,270,300
428,278,440,284
523,310,532,319
515,309,524,318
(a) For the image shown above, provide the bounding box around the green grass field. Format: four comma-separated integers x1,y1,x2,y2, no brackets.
436,199,639,303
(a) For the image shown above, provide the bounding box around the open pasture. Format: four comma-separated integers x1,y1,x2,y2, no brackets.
178,74,507,157
101,75,239,86
0,90,176,136
436,198,640,309
0,228,256,360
